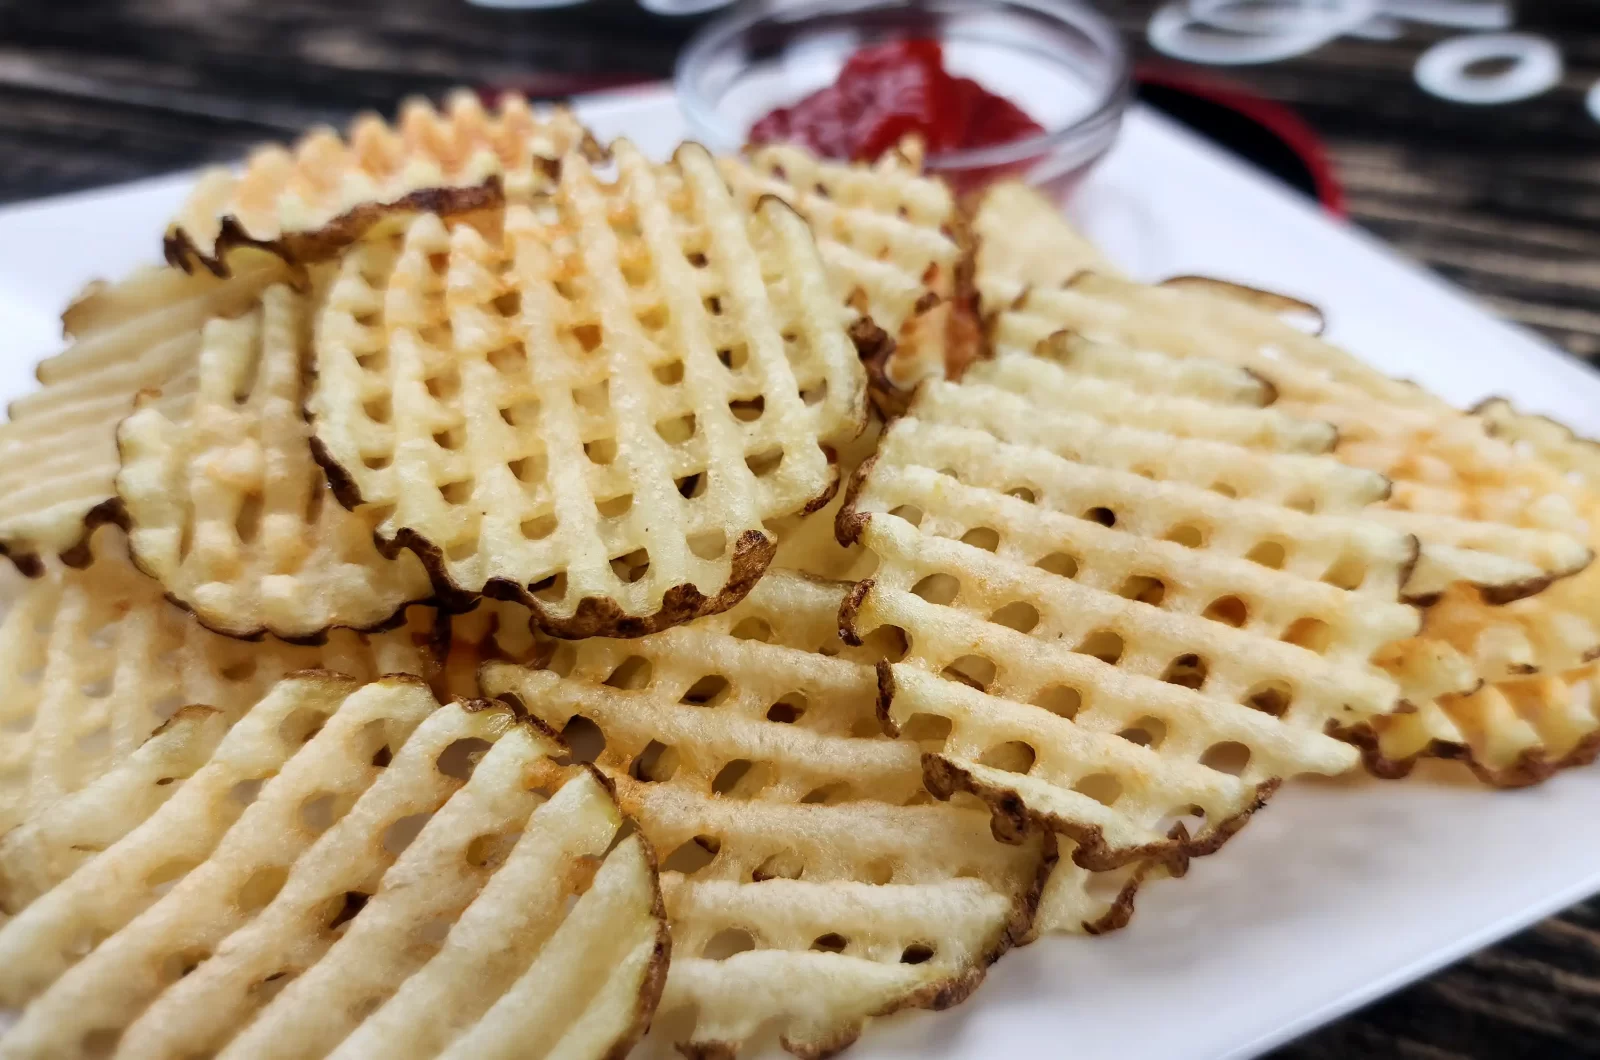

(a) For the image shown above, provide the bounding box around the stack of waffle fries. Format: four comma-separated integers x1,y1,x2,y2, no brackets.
0,90,1594,1060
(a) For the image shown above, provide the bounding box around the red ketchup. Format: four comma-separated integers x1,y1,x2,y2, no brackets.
748,39,1044,188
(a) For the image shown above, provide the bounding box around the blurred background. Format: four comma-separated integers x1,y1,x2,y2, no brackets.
0,0,1595,362
0,1,1599,1056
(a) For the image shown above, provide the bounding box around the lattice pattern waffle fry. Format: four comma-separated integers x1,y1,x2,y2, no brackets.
0,530,437,908
1356,399,1600,785
981,337,1592,603
965,354,1595,787
1364,602,1600,787
0,250,291,575
308,140,868,636
465,572,1162,938
967,206,1600,785
1359,408,1600,677
166,89,599,275
476,569,1139,1057
0,676,667,1060
835,376,1422,868
719,143,978,406
965,344,1337,455
995,271,1593,600
116,280,433,641
1476,398,1600,488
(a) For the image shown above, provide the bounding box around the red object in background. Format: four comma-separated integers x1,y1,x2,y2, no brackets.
1135,64,1345,216
749,39,1044,163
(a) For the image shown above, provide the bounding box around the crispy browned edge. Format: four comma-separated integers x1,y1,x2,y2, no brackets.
673,816,1055,1060
0,494,128,578
1142,282,1596,604
1157,275,1328,336
581,771,673,1060
446,681,671,1048
1035,329,1277,410
848,318,914,420
863,655,1280,874
1474,557,1593,607
164,179,508,277
498,653,1051,1060
106,395,440,644
297,157,876,638
858,178,983,422
920,751,1277,872
746,147,979,423
939,195,984,380
1335,717,1600,789
312,434,850,639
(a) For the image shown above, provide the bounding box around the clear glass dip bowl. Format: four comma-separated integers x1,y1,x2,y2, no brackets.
676,0,1131,200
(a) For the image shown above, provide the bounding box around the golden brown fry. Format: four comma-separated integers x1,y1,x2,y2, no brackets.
308,141,867,636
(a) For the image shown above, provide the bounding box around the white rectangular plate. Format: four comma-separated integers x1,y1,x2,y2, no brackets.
3,85,1598,1060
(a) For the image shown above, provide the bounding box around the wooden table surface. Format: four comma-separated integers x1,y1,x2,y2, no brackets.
1,0,1598,1056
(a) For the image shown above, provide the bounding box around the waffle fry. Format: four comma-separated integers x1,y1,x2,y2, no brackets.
479,569,1080,1056
627,782,1043,1058
166,90,599,275
768,418,884,583
308,141,868,636
0,678,663,1059
0,251,289,575
104,714,663,1060
720,143,977,407
992,339,1588,601
1,678,663,1060
1475,398,1600,488
117,281,432,641
315,778,662,1060
836,374,1419,868
967,347,1336,455
0,672,394,1006
998,271,1593,600
1351,399,1600,785
0,532,436,907
966,202,1600,787
971,181,1124,312
1364,609,1600,787
0,707,227,915
1016,331,1279,409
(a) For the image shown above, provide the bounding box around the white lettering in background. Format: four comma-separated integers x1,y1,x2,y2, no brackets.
1148,0,1598,122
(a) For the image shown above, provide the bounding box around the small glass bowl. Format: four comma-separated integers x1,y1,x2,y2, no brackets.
676,0,1131,199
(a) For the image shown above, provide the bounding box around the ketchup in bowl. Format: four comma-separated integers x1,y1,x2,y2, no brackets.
748,39,1045,183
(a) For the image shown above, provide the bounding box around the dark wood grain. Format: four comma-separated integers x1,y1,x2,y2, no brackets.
0,1,1598,1056
1124,1,1600,366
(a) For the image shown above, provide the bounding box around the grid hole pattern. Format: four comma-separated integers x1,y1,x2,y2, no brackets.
843,383,1421,864
116,284,431,641
0,542,435,904
167,90,593,265
310,141,866,632
719,144,963,390
475,568,1118,1052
